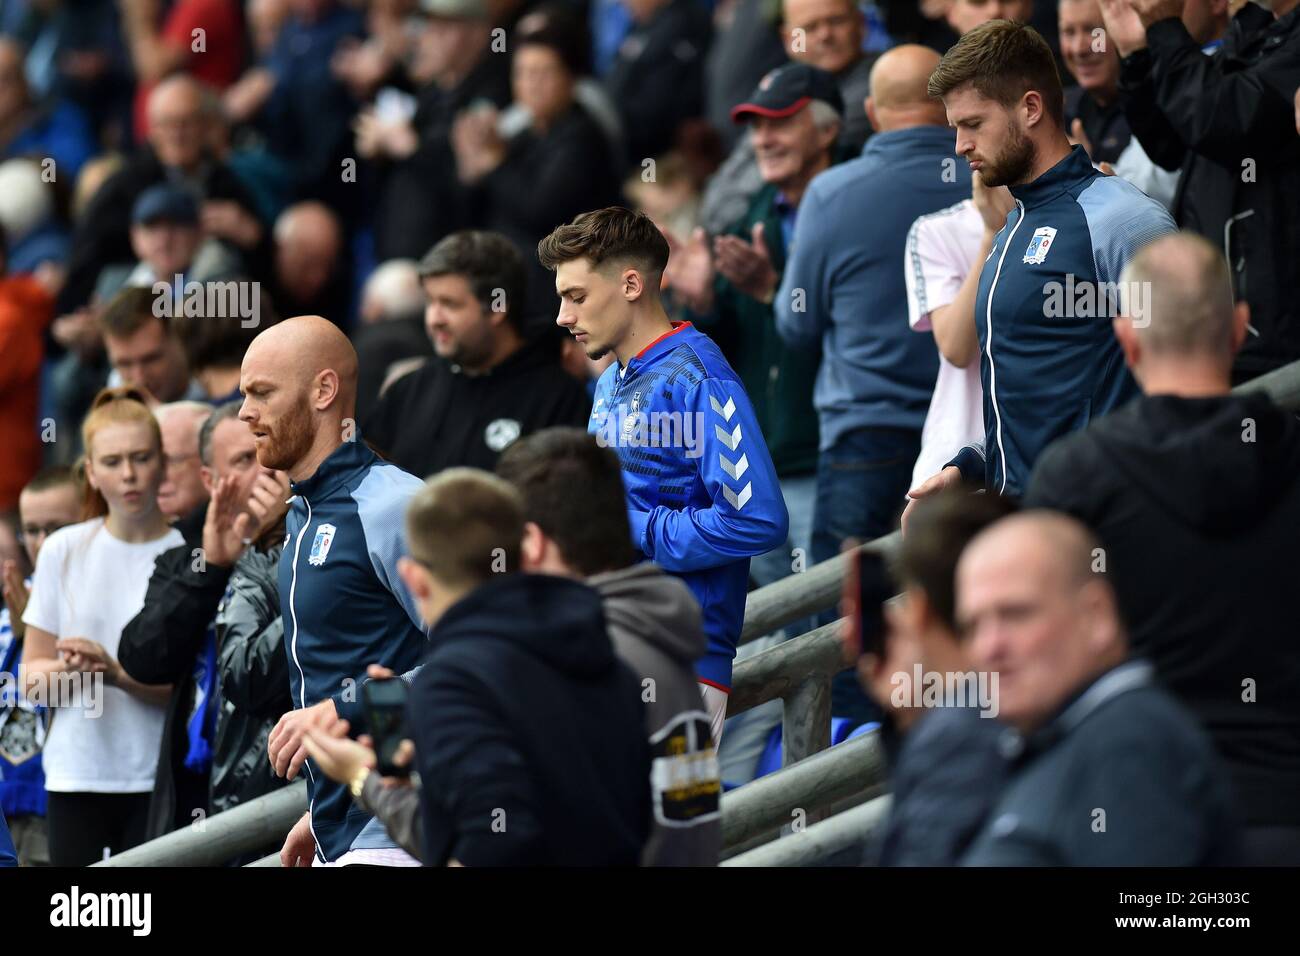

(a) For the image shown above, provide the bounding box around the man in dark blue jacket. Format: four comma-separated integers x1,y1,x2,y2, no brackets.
240,315,429,866
400,468,651,866
912,19,1175,502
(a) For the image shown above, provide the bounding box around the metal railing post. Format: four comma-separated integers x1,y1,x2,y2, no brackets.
783,675,831,767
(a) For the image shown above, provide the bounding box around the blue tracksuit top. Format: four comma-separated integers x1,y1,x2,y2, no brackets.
280,437,428,862
949,145,1176,495
589,322,789,689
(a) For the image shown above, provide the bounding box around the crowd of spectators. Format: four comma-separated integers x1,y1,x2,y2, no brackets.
1,0,1298,868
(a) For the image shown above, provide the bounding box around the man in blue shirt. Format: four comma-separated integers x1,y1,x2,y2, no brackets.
910,19,1175,505
539,207,788,743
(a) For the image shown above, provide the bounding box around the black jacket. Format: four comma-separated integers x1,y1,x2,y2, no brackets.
212,544,292,815
1064,85,1132,164
56,149,266,313
118,510,291,838
474,104,621,323
409,574,651,866
604,0,711,166
1026,392,1300,827
363,335,591,478
373,52,512,261
1118,9,1300,380
353,317,435,424
118,508,219,838
961,661,1240,866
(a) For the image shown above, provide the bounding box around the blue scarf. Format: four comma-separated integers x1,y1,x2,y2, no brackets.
183,625,219,775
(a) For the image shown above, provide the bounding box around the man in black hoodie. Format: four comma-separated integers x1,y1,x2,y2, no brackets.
496,427,721,866
398,468,651,865
364,231,591,476
1026,231,1300,864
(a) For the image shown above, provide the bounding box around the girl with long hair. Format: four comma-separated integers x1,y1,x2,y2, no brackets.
19,387,183,865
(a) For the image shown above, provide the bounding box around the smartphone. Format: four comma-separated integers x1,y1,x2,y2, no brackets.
842,548,893,659
362,678,411,778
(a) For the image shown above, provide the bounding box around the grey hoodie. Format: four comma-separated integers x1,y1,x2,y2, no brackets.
589,564,722,867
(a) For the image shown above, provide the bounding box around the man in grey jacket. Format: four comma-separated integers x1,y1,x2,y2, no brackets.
956,511,1239,865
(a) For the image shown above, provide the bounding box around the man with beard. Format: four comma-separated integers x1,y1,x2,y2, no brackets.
239,315,428,866
910,19,1174,501
363,231,590,476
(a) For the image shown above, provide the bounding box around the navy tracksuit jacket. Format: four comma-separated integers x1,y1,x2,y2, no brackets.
949,145,1177,495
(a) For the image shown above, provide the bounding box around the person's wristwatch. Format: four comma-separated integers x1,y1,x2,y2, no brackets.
349,767,371,799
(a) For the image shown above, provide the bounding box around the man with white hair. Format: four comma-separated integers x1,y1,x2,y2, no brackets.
1026,231,1300,864
354,260,434,422
154,400,214,523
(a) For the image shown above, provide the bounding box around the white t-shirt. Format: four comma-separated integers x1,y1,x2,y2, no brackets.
904,199,988,489
22,517,183,793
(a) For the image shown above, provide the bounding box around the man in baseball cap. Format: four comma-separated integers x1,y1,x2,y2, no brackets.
730,61,845,124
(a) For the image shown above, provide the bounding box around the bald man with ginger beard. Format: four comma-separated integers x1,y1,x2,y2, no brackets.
240,315,429,867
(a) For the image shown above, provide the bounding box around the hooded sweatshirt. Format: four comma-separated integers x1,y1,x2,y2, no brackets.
1026,392,1300,827
408,573,651,866
590,564,721,866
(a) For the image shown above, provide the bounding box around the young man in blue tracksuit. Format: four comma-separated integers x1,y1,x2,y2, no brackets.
240,315,428,866
910,19,1176,504
539,208,789,744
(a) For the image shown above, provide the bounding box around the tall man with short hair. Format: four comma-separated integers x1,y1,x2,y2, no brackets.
911,19,1175,502
240,315,429,866
540,207,789,742
775,47,973,723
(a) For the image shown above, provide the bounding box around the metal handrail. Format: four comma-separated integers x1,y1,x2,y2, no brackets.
722,795,892,867
105,356,1300,866
93,781,307,867
719,730,886,851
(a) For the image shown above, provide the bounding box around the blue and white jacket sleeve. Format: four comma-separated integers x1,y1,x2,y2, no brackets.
629,378,789,572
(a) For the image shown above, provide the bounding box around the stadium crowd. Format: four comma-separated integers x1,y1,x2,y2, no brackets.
0,0,1298,868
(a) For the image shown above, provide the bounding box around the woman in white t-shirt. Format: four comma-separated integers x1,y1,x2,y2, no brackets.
20,387,184,865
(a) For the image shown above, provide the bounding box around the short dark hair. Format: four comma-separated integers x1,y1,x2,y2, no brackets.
22,465,77,497
405,468,523,589
927,19,1064,127
495,427,635,577
418,230,527,331
99,286,169,339
199,400,243,467
891,487,1019,634
537,207,670,283
172,284,281,374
